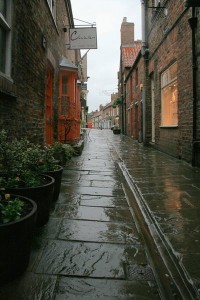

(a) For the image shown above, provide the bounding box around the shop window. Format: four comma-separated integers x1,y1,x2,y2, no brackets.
0,0,12,76
161,62,178,126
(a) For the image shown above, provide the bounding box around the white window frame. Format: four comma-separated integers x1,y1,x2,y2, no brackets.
161,62,178,127
0,0,12,77
154,0,161,6
47,0,56,21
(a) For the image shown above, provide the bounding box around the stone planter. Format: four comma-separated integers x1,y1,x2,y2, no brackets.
0,195,37,285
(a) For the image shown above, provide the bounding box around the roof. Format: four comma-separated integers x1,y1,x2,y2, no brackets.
122,42,142,68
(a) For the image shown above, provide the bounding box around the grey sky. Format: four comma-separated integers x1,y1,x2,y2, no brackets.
71,0,142,112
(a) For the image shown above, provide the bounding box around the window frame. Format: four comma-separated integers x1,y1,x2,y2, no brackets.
46,0,56,21
0,0,12,77
160,62,178,127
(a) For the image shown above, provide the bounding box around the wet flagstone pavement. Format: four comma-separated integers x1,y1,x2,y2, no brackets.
0,129,200,299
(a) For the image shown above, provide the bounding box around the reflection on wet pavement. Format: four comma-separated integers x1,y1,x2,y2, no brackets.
3,129,200,298
109,131,200,292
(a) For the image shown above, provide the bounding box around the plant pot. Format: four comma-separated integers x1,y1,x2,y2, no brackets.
0,195,37,285
43,165,63,202
6,175,54,227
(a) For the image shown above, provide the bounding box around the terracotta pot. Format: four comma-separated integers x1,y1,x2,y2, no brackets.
6,175,54,227
0,195,37,285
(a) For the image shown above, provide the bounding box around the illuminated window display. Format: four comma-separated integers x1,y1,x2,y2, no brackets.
161,63,178,126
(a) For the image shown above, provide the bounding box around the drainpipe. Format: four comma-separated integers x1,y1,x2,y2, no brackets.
188,7,198,166
141,0,148,144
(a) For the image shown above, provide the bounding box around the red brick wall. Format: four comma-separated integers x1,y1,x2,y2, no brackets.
145,0,198,163
0,0,78,144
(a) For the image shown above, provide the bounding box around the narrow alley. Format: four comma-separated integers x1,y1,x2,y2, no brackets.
0,129,200,299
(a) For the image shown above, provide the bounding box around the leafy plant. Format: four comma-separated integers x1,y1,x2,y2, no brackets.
36,145,60,172
47,142,75,166
0,130,75,188
0,130,45,188
0,193,25,224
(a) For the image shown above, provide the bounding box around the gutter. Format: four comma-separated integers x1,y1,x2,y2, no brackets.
141,0,149,144
188,7,198,166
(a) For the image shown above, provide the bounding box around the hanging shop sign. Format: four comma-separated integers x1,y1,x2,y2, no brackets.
69,27,97,49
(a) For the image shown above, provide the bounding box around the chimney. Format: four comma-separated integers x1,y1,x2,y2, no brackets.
120,17,134,46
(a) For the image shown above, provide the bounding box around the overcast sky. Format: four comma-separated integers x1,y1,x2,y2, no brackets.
71,0,142,112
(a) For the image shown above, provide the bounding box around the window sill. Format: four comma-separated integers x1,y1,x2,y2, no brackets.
160,125,178,128
0,74,17,99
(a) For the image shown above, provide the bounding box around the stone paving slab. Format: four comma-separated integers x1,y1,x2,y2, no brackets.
181,254,200,289
74,186,125,197
54,277,160,300
79,174,118,181
57,192,81,205
35,240,146,278
58,219,139,244
80,195,129,207
0,273,57,300
52,205,134,222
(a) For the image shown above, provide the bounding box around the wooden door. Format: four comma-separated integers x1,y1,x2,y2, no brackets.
45,65,53,144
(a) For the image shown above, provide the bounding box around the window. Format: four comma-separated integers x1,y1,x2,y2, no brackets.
0,0,12,76
60,74,69,115
161,62,178,126
47,0,56,20
154,0,161,6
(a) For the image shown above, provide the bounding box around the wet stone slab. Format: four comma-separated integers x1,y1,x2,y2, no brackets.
165,231,200,254
54,277,160,300
35,240,145,278
62,168,88,181
145,192,200,213
52,205,134,222
56,192,80,205
0,273,57,300
90,180,122,188
75,186,125,197
58,219,140,244
88,170,118,176
80,195,128,207
181,254,200,291
80,174,118,181
35,217,62,239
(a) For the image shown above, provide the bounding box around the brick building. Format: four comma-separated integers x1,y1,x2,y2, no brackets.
118,17,142,134
0,0,84,145
125,52,144,140
142,0,200,165
118,1,200,167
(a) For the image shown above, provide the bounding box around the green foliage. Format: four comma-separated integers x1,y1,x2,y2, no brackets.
0,130,75,189
112,97,122,107
0,194,24,224
48,142,75,166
